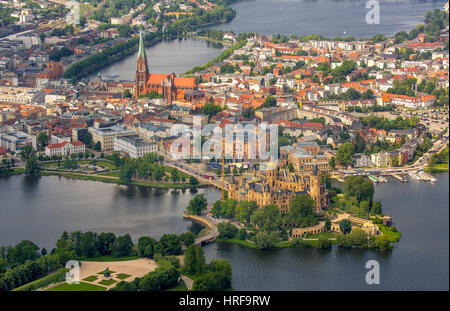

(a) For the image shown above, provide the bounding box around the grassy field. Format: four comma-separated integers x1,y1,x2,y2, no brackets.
82,275,98,282
426,162,449,172
98,279,117,286
47,282,106,291
42,171,203,189
116,273,131,280
98,171,120,177
378,224,401,242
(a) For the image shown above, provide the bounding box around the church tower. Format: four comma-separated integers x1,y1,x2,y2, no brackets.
135,31,149,98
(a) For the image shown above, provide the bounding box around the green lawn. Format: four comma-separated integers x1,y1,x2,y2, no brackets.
82,275,98,282
378,224,401,242
98,279,117,286
47,282,106,291
98,171,120,177
116,273,131,280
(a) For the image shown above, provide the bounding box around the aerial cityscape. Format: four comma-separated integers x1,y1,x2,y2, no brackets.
0,0,448,295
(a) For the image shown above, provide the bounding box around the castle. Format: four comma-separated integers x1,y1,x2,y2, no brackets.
135,32,197,103
228,162,328,214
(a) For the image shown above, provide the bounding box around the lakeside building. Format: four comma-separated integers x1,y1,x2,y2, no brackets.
135,32,198,104
228,163,328,214
0,130,36,152
45,141,85,157
89,125,136,152
114,134,157,158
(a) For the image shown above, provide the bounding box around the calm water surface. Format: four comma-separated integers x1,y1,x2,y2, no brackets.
87,38,225,81
0,173,447,290
0,175,220,249
202,173,449,290
210,0,443,37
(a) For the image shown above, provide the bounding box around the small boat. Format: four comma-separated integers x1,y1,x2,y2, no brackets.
378,176,387,183
368,175,380,183
408,171,421,181
214,247,219,250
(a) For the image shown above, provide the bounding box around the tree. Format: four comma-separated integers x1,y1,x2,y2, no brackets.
184,244,206,275
25,157,41,177
325,218,331,231
217,222,238,239
137,236,157,258
336,142,354,165
189,176,199,186
371,201,382,215
186,194,207,216
20,145,34,161
234,200,257,224
329,157,336,169
96,232,116,256
155,234,182,256
179,232,195,247
344,176,374,203
110,281,137,291
262,96,277,107
94,141,101,151
374,235,392,251
6,240,40,267
339,219,352,234
37,132,49,148
286,194,317,227
123,89,132,98
250,204,281,233
255,231,277,249
111,234,133,257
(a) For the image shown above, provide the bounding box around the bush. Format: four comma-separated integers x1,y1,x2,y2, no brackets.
13,268,68,291
217,222,238,239
316,237,332,249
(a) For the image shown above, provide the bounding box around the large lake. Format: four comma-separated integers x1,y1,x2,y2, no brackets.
86,38,225,81
209,0,444,37
0,173,448,290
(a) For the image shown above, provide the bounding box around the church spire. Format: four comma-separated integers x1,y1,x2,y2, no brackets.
137,31,148,72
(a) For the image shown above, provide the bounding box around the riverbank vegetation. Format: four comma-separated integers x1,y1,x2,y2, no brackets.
427,143,449,172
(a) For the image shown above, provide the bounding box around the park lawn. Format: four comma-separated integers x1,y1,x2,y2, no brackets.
82,275,98,282
47,282,106,291
426,162,449,172
98,171,120,177
98,279,117,286
116,273,131,280
378,224,401,242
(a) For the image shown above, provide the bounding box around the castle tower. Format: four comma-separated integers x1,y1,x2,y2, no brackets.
135,31,149,97
309,165,322,211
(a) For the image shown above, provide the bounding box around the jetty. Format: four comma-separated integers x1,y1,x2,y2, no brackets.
392,174,408,183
